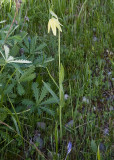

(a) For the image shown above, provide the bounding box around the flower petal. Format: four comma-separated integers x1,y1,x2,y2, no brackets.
50,18,56,36
55,19,62,32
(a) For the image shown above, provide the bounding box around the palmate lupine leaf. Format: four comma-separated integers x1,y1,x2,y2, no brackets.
21,82,57,115
0,45,32,64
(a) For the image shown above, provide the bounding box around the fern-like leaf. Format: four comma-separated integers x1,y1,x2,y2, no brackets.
39,85,48,104
40,97,57,105
43,81,59,104
4,84,14,94
41,107,55,116
32,82,39,103
19,66,36,82
22,99,34,106
17,83,25,96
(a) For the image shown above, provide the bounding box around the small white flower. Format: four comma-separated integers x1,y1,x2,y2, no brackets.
103,128,109,136
93,106,96,111
82,96,89,104
64,94,69,100
108,72,112,76
93,36,98,42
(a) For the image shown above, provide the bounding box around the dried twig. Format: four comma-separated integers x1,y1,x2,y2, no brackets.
5,0,22,42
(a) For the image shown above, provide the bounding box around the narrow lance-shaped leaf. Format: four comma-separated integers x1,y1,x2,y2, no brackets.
59,63,64,84
43,81,59,104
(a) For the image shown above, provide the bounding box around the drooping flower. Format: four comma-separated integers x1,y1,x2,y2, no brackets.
48,10,62,36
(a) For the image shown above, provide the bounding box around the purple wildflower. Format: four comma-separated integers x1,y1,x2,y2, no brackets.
65,141,72,160
28,37,31,43
67,141,72,154
25,16,29,22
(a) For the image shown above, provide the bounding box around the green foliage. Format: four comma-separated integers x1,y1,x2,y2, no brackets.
43,81,59,104
22,82,56,116
0,0,113,159
0,108,7,121
17,83,25,96
91,140,97,153
19,66,36,82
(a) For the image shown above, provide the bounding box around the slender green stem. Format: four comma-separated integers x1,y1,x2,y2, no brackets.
58,30,60,72
58,30,62,139
0,65,5,73
60,104,62,139
5,69,17,90
46,67,59,89
55,121,58,154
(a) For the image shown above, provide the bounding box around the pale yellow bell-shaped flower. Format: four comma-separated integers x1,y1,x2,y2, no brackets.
48,17,62,36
